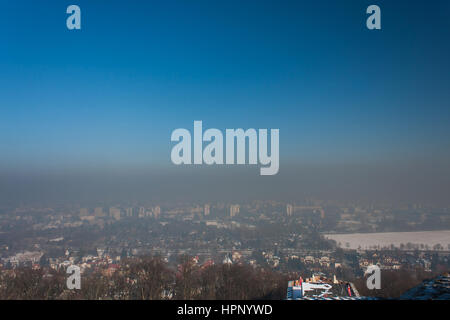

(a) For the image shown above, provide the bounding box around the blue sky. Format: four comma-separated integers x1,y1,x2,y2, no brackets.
1,0,450,173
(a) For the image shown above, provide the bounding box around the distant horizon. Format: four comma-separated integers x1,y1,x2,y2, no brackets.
1,160,450,206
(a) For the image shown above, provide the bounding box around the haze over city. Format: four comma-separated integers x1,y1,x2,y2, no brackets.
0,0,449,304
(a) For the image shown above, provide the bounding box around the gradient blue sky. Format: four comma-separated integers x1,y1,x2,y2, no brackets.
1,0,450,174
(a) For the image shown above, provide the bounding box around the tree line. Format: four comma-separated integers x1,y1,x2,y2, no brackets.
0,255,289,300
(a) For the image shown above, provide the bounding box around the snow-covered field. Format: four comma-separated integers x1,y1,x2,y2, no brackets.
324,231,450,250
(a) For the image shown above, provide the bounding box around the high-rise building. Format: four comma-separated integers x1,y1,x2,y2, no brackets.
80,208,89,216
125,207,134,217
204,204,210,216
138,207,146,218
286,204,294,216
94,207,104,217
230,204,240,218
109,207,121,220
153,206,161,219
